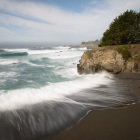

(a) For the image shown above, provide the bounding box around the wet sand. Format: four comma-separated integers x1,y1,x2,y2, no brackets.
43,73,140,140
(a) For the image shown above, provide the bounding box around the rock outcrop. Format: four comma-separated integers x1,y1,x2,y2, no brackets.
77,44,140,74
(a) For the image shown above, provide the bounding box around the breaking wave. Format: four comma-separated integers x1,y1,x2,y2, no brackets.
0,49,28,57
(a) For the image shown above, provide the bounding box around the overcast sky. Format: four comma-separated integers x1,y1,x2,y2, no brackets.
0,0,140,44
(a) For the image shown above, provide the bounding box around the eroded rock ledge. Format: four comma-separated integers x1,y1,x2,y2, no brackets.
77,44,140,74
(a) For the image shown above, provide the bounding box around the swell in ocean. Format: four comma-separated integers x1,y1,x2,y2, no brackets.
0,44,138,140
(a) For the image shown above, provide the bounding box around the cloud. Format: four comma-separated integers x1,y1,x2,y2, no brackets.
0,27,14,34
0,0,140,43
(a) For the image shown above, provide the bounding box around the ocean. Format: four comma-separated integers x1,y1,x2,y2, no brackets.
0,43,137,140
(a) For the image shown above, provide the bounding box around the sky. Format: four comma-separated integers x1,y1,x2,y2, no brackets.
0,0,140,44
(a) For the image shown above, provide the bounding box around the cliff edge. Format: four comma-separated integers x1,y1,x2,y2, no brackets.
77,44,140,74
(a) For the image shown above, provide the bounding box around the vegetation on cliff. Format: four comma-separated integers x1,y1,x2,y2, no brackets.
99,10,140,46
117,46,131,60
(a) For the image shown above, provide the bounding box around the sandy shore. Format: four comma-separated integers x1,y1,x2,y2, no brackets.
42,73,140,140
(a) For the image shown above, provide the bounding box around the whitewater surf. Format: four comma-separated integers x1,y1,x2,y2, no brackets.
0,43,137,140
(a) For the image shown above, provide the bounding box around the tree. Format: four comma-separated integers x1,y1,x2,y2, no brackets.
99,10,140,47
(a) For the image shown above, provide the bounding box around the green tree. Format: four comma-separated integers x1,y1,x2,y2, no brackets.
99,10,140,46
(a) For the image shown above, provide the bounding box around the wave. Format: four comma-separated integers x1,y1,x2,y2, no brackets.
27,48,84,59
0,72,134,111
0,46,137,140
0,50,28,57
0,46,85,59
46,50,83,59
0,72,136,140
28,49,61,55
4,48,29,52
54,46,70,50
0,72,18,78
0,59,18,65
0,101,88,140
78,47,87,50
28,46,70,55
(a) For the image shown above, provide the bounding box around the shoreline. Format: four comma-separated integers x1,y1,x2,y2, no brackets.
46,102,140,140
42,73,140,140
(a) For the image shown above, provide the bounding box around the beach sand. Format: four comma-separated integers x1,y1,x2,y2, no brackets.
42,73,140,140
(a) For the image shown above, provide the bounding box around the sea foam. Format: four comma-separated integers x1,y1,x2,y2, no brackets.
0,71,133,112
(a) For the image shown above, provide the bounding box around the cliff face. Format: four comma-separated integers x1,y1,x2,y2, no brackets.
77,45,140,74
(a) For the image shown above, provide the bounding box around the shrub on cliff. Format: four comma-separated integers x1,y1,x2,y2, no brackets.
117,46,131,60
99,10,140,46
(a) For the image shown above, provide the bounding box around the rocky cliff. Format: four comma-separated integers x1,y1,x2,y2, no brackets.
77,44,140,74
